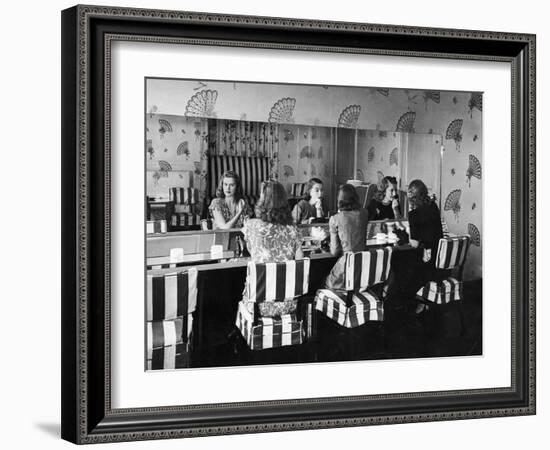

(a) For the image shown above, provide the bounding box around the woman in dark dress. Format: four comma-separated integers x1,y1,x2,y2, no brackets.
367,176,402,220
292,177,325,224
386,179,443,314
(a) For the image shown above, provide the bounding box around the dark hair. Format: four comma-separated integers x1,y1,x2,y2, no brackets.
215,170,244,201
374,176,398,202
255,180,293,226
338,184,361,211
407,179,431,209
303,177,323,201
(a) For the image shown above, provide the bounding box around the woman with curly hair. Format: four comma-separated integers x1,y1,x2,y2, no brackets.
366,176,402,220
208,170,252,229
241,180,304,317
386,179,443,315
242,180,303,263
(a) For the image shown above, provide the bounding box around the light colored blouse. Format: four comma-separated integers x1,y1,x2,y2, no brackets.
242,218,302,263
208,197,252,229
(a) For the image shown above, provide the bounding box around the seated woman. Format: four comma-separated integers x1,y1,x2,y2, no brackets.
367,176,402,220
386,179,443,314
208,170,252,229
292,177,325,224
242,180,304,316
324,184,369,289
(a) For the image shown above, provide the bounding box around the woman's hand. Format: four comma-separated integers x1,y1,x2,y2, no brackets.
409,238,420,248
422,248,432,263
235,199,245,216
392,198,400,210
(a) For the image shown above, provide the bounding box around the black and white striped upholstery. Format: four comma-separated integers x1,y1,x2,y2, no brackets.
435,236,470,269
170,213,201,228
416,236,470,304
146,269,198,321
146,268,197,370
315,247,392,328
236,259,310,350
343,247,393,292
243,259,310,303
208,155,270,204
146,318,193,370
169,187,199,205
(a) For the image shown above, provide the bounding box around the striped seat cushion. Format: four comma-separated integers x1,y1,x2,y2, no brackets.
169,187,199,205
344,247,393,292
415,277,463,304
147,269,198,321
147,341,192,371
147,316,193,349
235,301,304,350
315,289,384,328
208,155,270,199
170,213,201,228
146,220,167,234
244,259,310,303
435,236,470,269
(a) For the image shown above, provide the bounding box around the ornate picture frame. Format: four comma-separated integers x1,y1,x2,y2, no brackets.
61,4,535,444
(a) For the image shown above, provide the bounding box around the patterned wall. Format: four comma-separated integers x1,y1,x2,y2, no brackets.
147,80,482,280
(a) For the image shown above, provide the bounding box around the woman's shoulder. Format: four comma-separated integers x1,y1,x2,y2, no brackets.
209,197,224,208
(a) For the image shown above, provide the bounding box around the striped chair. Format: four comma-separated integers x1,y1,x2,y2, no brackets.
315,247,392,328
208,155,270,208
290,182,308,198
169,187,201,230
146,268,198,370
415,236,470,305
235,259,310,350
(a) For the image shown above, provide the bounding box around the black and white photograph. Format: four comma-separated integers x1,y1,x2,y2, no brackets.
145,78,483,370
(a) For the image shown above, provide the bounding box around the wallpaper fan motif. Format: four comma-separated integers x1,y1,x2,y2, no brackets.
185,89,218,117
376,88,390,97
444,189,462,221
283,165,294,178
467,223,481,247
395,111,416,132
367,146,375,163
446,119,463,151
176,142,190,158
423,91,441,110
466,154,482,187
389,147,399,166
338,105,361,128
300,146,315,159
468,92,483,118
268,97,296,123
158,119,172,138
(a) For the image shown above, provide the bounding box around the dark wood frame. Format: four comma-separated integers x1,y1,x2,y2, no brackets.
61,4,536,444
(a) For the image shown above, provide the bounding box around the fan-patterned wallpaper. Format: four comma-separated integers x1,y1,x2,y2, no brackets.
147,80,482,280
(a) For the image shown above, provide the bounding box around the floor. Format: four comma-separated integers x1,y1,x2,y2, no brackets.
192,279,482,369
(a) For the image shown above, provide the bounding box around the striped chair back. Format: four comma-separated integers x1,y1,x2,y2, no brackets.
245,259,310,303
146,268,198,321
435,236,470,270
169,187,198,205
344,247,393,292
290,182,308,198
208,155,270,200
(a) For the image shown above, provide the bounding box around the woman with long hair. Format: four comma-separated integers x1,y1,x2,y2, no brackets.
241,180,304,317
386,179,443,314
208,170,252,229
324,184,369,289
292,177,325,224
243,180,303,263
367,176,401,220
